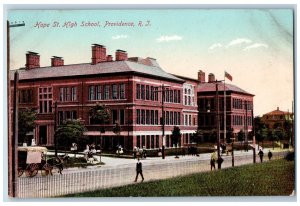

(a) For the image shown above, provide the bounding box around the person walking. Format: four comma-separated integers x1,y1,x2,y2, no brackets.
134,158,144,182
210,150,217,170
268,150,273,161
258,149,264,163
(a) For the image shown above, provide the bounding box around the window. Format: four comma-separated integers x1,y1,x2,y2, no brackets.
166,89,169,102
189,115,192,126
166,111,169,125
39,87,52,113
170,112,173,125
178,90,181,103
137,136,140,148
150,86,154,100
120,84,125,99
141,85,145,100
174,90,177,103
141,110,145,124
155,110,158,125
178,112,181,125
146,110,150,124
188,96,191,105
154,87,158,101
112,110,118,124
151,110,154,125
58,110,77,124
174,112,177,125
104,85,109,100
147,135,150,149
112,84,118,99
151,135,155,149
88,86,95,100
156,135,159,148
142,135,145,147
136,84,141,99
137,109,140,124
146,85,150,100
120,110,125,125
71,87,77,101
19,89,33,103
170,90,173,103
95,85,101,100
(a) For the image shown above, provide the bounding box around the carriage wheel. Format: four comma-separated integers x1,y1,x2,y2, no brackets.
18,167,24,177
25,163,39,177
42,163,53,176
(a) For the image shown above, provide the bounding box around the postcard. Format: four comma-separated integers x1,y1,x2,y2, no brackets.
6,7,295,200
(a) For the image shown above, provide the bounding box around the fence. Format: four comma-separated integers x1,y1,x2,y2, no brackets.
17,151,288,198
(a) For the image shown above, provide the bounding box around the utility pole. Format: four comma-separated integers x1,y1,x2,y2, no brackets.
216,83,221,169
8,20,25,197
252,109,256,163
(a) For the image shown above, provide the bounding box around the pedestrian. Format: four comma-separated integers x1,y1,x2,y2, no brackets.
210,150,217,171
134,158,144,182
133,146,137,159
258,149,264,163
217,155,224,169
268,150,273,161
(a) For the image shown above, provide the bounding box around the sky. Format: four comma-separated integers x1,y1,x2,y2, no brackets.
8,9,294,116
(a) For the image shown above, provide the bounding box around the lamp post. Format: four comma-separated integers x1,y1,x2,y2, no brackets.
216,82,221,169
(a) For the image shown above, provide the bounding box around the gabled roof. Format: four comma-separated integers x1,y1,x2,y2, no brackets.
197,82,254,96
10,60,184,83
264,109,291,116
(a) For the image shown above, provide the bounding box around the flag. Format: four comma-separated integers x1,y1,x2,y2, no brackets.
225,71,233,81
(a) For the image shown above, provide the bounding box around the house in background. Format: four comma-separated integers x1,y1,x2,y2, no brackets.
197,70,255,142
261,107,294,129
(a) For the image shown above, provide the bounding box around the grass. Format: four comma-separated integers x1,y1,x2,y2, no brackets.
62,159,294,197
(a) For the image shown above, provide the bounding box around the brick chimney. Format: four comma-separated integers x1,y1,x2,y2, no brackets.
51,56,64,67
115,50,128,61
91,44,106,64
106,55,113,62
198,70,205,83
208,73,215,82
25,51,40,70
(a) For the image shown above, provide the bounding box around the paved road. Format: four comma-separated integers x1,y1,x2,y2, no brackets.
17,148,289,198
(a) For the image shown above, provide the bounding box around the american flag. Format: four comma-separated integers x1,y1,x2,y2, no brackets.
225,71,232,81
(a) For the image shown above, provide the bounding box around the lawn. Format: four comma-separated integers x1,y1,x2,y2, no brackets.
63,159,294,197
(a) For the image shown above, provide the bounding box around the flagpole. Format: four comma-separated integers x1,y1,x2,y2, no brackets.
224,72,226,144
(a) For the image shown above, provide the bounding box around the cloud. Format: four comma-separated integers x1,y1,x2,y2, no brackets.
156,35,183,42
226,38,252,48
208,43,223,50
243,43,269,51
112,35,128,40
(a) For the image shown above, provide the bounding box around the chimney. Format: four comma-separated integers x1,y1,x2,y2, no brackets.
115,49,128,61
51,56,64,67
106,55,113,62
91,44,106,64
208,73,215,82
198,70,205,83
277,107,279,111
25,51,40,70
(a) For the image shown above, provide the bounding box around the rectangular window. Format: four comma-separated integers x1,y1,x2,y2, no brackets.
151,110,154,125
39,87,53,113
174,112,177,125
146,135,150,149
120,84,125,99
137,109,140,124
59,88,64,101
58,111,64,124
146,110,150,125
155,110,158,125
150,86,154,100
174,90,177,103
146,85,150,100
104,85,109,100
141,110,145,124
141,85,145,100
166,111,169,125
136,84,141,99
170,90,173,103
120,109,125,125
151,135,154,149
170,112,173,125
156,135,159,148
166,89,169,102
189,115,192,126
88,86,95,100
178,112,181,125
71,87,77,101
178,90,181,103
95,85,102,100
71,111,77,120
66,87,71,101
154,87,158,101
136,136,140,148
142,135,145,147
19,89,33,103
112,84,118,99
112,110,118,124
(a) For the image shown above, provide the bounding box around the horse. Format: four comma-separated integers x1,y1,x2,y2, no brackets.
44,155,69,175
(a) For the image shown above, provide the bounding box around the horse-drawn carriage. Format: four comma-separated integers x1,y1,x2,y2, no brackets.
18,146,65,177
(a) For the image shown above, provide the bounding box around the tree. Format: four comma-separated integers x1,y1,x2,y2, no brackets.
18,108,37,145
172,126,181,146
254,116,267,148
273,127,286,149
172,126,181,158
193,129,204,144
55,119,86,153
89,103,110,124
